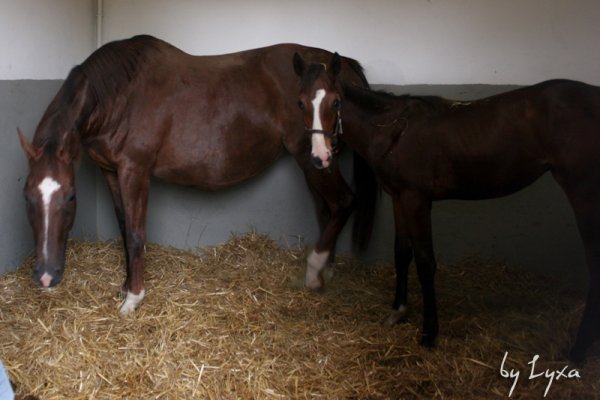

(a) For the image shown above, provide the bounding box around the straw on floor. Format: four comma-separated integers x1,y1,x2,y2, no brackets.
0,232,598,399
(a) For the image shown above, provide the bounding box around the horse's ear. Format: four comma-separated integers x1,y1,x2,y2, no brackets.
18,128,42,162
56,147,72,165
293,52,305,77
328,52,342,80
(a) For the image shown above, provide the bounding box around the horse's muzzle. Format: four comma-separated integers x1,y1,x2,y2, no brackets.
33,264,64,288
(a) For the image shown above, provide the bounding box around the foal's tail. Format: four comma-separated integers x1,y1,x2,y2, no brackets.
352,152,380,252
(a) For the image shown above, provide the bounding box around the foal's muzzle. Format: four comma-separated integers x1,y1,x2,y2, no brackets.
310,154,329,170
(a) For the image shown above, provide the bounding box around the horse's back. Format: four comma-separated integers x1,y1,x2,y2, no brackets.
82,37,367,189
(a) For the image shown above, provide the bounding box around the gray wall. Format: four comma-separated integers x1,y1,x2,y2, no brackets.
7,82,571,286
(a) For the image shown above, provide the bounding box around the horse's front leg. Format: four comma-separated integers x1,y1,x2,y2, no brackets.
400,191,438,347
117,166,150,315
302,162,354,290
101,169,130,294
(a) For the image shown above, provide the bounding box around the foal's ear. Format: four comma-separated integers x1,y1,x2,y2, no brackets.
328,52,342,80
17,128,42,162
293,52,305,77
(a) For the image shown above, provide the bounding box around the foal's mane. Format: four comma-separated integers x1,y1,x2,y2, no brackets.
341,82,447,114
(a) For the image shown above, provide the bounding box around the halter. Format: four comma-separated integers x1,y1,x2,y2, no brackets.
304,109,343,139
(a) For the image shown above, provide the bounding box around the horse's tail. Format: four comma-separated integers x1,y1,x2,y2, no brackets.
352,152,379,252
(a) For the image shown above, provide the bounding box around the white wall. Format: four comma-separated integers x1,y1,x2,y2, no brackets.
101,0,600,85
0,0,95,79
2,0,599,84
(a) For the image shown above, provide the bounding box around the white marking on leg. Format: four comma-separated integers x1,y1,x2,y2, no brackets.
385,304,408,326
37,177,61,262
310,89,331,168
120,289,145,315
305,249,330,290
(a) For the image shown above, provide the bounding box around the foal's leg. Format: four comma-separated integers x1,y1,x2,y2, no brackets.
561,188,600,362
301,163,354,290
116,166,151,315
401,191,438,347
385,196,414,325
101,169,130,295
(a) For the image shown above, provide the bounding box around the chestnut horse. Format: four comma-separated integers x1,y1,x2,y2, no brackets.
18,35,377,315
293,52,600,362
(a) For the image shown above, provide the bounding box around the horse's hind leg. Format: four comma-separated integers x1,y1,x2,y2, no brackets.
559,183,600,362
301,164,354,290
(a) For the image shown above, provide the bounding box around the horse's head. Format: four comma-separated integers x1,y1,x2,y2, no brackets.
18,130,76,288
293,52,343,170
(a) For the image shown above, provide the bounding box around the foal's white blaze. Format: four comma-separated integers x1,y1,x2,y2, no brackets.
120,289,145,316
305,249,330,289
310,89,331,168
37,177,61,263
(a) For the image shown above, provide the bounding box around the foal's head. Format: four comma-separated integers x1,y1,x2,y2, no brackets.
293,52,343,170
18,131,76,288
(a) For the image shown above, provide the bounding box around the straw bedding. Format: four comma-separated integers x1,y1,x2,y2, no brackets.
1,232,599,399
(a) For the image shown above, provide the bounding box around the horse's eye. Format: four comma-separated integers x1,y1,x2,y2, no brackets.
333,99,341,109
297,100,305,110
66,192,76,203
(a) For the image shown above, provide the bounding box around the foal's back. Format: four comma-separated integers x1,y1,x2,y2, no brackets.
385,80,600,200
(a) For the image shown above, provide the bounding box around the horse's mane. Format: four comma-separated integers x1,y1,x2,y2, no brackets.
300,55,369,90
33,35,166,155
80,35,165,108
343,57,369,88
32,66,89,152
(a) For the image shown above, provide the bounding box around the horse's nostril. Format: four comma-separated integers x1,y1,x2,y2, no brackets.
311,155,324,169
40,272,53,288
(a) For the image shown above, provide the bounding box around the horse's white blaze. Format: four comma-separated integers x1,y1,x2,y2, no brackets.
310,89,331,167
305,249,330,289
37,177,61,263
120,289,145,315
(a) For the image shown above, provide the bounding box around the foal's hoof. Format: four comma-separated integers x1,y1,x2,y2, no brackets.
420,334,437,348
304,275,324,291
568,347,586,365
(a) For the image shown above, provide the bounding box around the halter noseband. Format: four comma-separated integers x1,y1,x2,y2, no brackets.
304,109,343,139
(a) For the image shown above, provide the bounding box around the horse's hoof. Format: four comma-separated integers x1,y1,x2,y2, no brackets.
384,306,408,326
304,280,324,292
119,289,145,316
321,264,335,283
